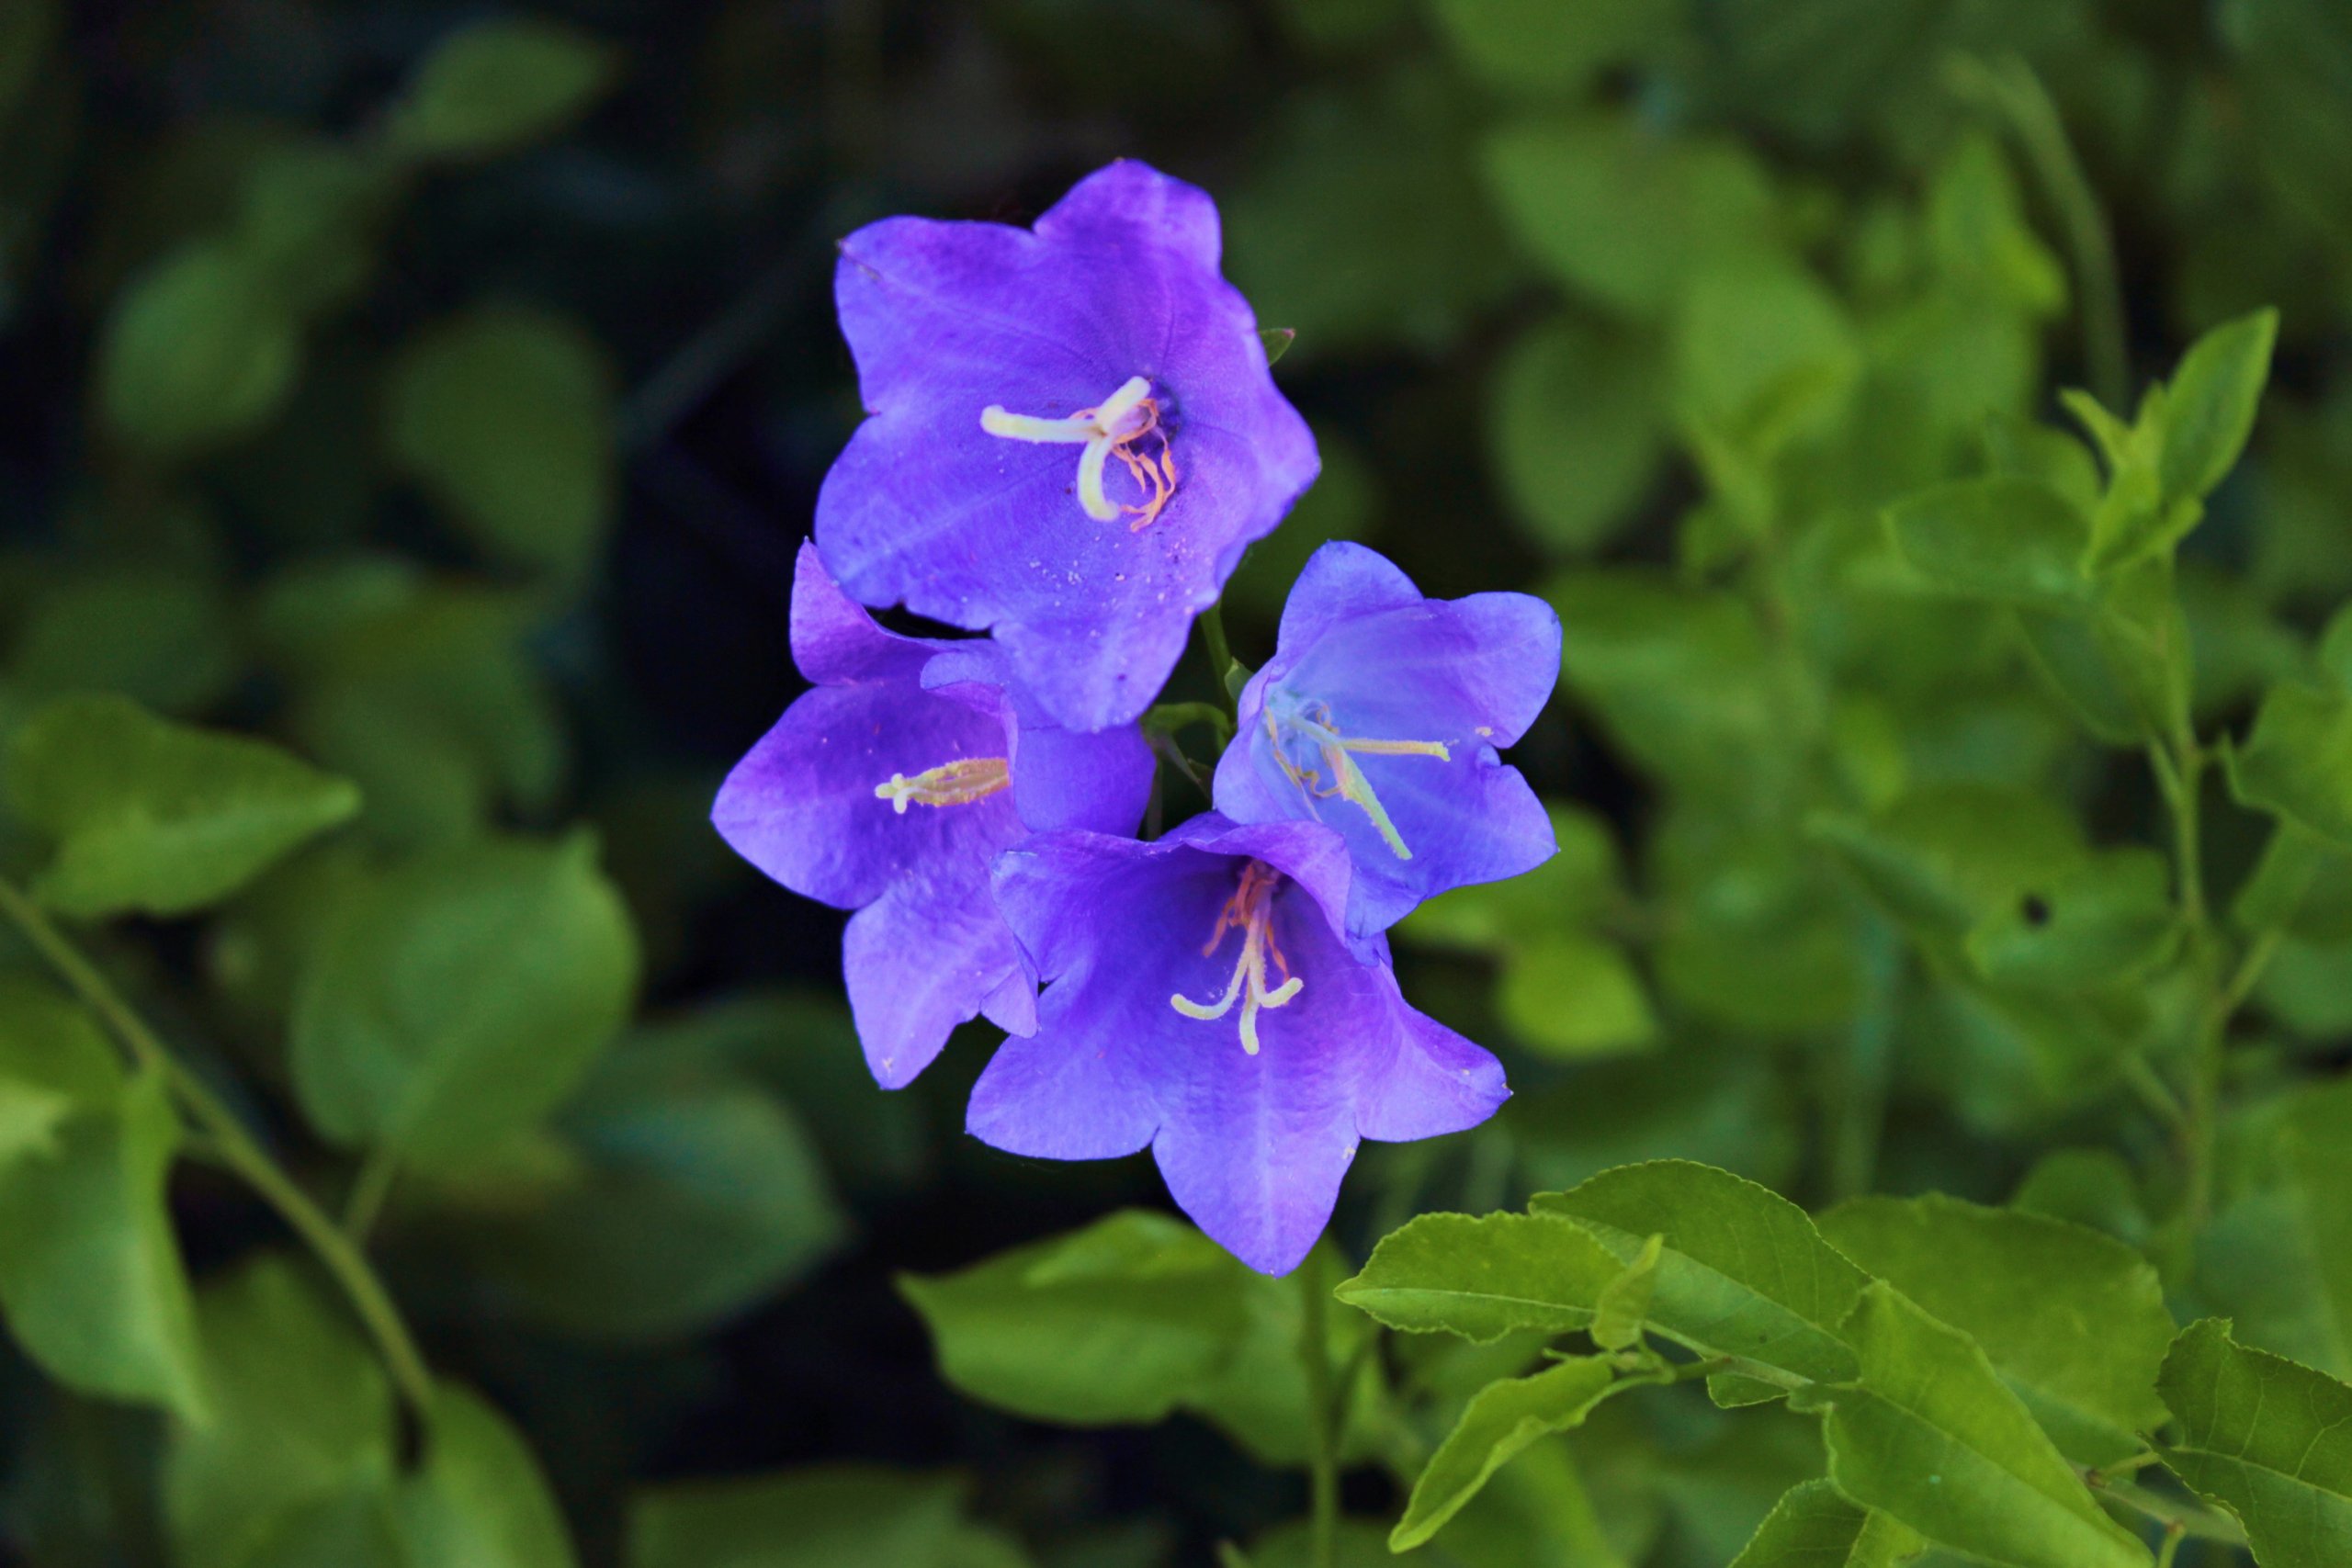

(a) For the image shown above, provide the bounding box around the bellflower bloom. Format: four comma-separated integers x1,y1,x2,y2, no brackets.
1214,542,1561,941
972,814,1509,1275
815,160,1319,733
714,542,1153,1088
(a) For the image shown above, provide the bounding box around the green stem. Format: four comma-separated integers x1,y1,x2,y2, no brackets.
1198,602,1242,715
0,876,436,1415
1951,53,2129,411
1299,1254,1339,1568
344,1144,401,1246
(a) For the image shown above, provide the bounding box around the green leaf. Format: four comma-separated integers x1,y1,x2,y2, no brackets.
1816,1194,2173,1466
97,240,301,460
1427,0,1683,94
1482,115,1780,321
2157,1318,2352,1567
388,18,617,163
386,309,616,578
290,833,639,1168
2228,682,2352,847
1883,476,2092,607
1812,783,2085,941
1186,1247,1378,1468
628,1467,1018,1568
2158,308,2278,505
164,1257,400,1568
2195,1078,2352,1380
1672,261,1860,458
0,984,207,1421
1498,933,1657,1059
399,1385,578,1568
7,694,361,919
1334,1211,1618,1343
6,570,237,717
1390,1354,1623,1550
1259,326,1295,365
899,1211,1250,1425
1726,1480,1928,1568
1809,1284,2147,1568
1962,849,2179,992
452,1037,843,1344
1588,1234,1664,1353
1490,317,1667,557
1532,1161,1868,1396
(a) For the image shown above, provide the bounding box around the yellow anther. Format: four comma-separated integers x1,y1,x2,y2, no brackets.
874,756,1012,814
1170,860,1302,1055
1263,699,1451,859
981,375,1178,529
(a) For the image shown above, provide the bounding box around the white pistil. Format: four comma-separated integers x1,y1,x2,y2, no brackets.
874,756,1012,814
981,376,1177,528
1170,861,1302,1055
1265,698,1451,859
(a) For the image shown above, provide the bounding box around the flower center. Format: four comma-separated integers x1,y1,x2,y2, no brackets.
980,375,1178,530
874,756,1012,814
1170,859,1303,1056
1264,694,1451,860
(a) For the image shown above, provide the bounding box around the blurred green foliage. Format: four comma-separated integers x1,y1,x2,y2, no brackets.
3,0,2352,1564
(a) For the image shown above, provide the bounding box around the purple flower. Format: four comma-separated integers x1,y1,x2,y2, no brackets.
815,160,1319,733
972,815,1509,1275
1213,542,1560,941
714,542,1154,1088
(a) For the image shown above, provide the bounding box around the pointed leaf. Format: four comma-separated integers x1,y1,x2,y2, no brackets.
1390,1355,1623,1550
8,694,361,919
1334,1211,1619,1343
2158,309,2278,505
1531,1161,1868,1393
2229,682,2352,848
400,1386,578,1568
1817,1194,2173,1465
388,18,616,163
1811,1284,2147,1568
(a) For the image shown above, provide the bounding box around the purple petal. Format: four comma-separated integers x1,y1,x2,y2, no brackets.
978,828,1506,1275
789,539,935,687
712,682,1019,910
814,162,1318,730
1272,539,1424,659
1009,722,1155,836
844,865,1024,1089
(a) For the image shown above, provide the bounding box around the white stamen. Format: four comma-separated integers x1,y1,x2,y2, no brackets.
980,376,1176,529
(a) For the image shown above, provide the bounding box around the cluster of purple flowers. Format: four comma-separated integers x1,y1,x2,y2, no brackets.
716,162,1561,1274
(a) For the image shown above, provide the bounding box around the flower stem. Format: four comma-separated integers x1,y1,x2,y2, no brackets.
1197,602,1243,715
1298,1253,1340,1568
0,875,436,1415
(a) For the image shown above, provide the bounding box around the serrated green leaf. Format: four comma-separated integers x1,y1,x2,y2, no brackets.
2228,682,2352,847
399,1385,578,1568
1531,1161,1868,1393
290,833,639,1168
1813,1285,2147,1568
1883,476,2092,607
1390,1354,1623,1550
8,694,360,919
386,309,616,578
97,240,300,460
1816,1195,2173,1466
388,19,616,163
1334,1211,1618,1343
2158,1318,2352,1568
899,1211,1250,1425
2159,309,2278,505
164,1257,400,1568
1726,1479,1928,1567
